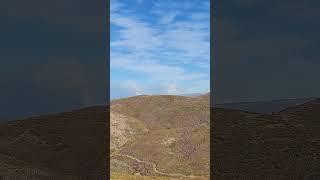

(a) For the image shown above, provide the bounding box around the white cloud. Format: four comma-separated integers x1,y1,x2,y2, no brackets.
111,0,210,97
111,9,209,66
159,12,179,24
111,78,209,99
124,81,143,95
110,80,144,99
111,14,162,51
166,83,178,94
111,52,207,81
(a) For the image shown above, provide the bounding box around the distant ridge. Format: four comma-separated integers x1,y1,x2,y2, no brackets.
111,92,210,101
179,92,208,97
213,97,317,114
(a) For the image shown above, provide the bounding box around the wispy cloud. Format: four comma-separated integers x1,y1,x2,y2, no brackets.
111,15,162,51
111,0,210,98
111,52,207,81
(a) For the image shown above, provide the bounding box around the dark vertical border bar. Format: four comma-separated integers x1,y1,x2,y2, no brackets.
0,0,109,178
210,0,215,178
106,0,110,178
210,0,320,178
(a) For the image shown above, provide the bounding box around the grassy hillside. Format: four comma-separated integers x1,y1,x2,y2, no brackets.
111,110,148,152
110,95,210,179
111,95,209,129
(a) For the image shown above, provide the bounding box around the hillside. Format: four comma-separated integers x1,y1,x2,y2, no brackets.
111,95,209,129
110,110,148,152
2,94,318,179
0,106,108,179
212,98,320,179
0,94,210,179
110,95,210,179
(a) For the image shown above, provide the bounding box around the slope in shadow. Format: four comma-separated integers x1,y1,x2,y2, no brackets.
212,98,320,179
0,106,108,179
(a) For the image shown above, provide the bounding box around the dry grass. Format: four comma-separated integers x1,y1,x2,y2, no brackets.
111,95,210,178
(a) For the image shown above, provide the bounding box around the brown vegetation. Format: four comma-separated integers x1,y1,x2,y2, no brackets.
111,95,210,179
0,106,108,179
212,98,320,179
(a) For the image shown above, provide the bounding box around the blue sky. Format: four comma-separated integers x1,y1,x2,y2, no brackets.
111,0,210,99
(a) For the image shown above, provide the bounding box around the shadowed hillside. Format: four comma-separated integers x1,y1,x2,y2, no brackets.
0,106,108,179
213,98,320,179
110,95,210,179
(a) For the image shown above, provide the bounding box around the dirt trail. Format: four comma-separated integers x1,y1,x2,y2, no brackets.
111,153,201,179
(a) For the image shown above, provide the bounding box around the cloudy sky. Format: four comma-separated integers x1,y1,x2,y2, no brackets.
110,0,210,99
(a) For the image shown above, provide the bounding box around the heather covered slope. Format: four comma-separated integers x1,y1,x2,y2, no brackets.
0,106,108,178
110,95,210,179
